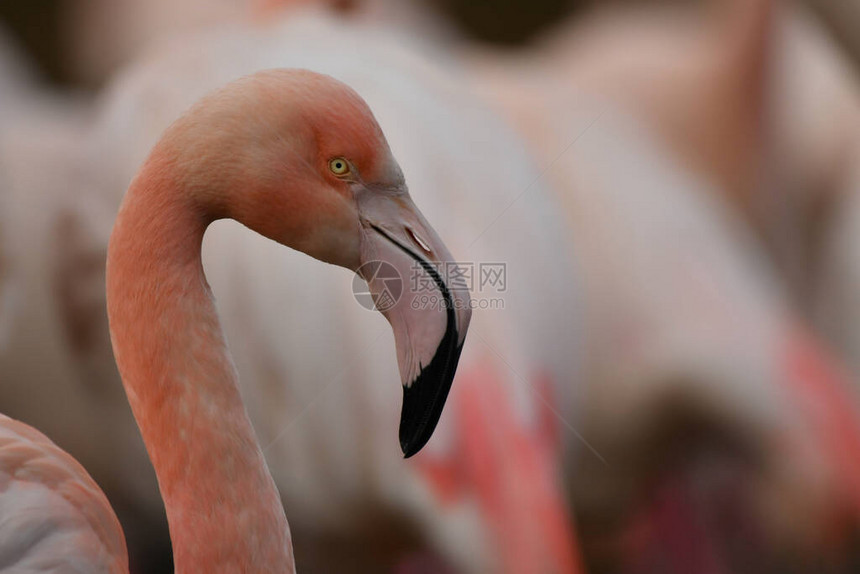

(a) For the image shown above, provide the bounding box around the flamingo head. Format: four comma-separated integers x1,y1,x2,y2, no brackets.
164,68,471,456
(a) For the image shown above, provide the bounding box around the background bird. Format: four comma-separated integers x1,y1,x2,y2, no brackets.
463,0,860,570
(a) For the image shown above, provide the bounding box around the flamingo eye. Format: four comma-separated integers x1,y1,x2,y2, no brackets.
328,157,351,176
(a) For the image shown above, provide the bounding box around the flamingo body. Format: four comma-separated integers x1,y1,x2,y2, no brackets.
0,414,127,573
465,1,860,567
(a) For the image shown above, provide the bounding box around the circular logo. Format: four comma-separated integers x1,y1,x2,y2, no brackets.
352,260,403,312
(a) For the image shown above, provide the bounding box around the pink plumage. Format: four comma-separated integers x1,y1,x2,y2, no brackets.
0,414,127,573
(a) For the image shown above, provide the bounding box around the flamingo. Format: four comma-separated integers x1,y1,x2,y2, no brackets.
0,23,156,562
768,6,860,384
464,0,860,569
0,8,583,571
491,0,860,393
1,68,470,572
545,112,860,572
466,0,860,366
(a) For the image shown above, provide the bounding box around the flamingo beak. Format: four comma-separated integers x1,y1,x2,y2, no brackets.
356,188,471,457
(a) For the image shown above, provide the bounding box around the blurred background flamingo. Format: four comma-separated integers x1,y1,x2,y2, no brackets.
467,0,860,570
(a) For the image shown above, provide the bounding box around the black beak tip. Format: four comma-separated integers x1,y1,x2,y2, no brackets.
400,437,422,459
398,337,465,459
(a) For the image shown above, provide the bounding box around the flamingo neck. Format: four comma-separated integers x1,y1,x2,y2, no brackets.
106,155,294,573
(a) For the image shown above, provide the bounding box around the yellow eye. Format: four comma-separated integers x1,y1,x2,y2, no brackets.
329,157,350,176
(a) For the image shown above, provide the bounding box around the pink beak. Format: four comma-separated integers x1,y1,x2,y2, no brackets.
355,185,471,457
